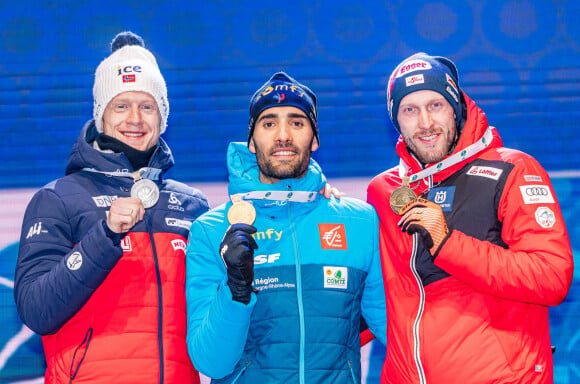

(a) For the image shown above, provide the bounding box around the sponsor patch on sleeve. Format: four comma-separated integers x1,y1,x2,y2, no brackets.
519,185,555,205
524,175,542,182
66,252,83,271
535,207,556,228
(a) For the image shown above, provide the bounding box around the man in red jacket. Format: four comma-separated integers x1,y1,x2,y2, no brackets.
367,52,574,383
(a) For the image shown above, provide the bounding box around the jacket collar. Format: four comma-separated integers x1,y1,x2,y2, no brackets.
226,142,326,208
65,120,174,177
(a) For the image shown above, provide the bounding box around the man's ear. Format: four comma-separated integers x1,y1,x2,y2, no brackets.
311,136,319,152
248,138,257,154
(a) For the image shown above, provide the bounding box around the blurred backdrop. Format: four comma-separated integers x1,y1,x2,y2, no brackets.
0,0,578,383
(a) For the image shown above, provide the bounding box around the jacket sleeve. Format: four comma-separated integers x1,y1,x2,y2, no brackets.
360,209,387,346
185,218,256,379
435,153,574,306
14,188,123,335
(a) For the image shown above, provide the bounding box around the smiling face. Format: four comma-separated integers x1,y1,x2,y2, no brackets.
101,91,162,151
248,106,319,184
397,89,457,164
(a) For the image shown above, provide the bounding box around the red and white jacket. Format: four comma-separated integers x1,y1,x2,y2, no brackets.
368,93,574,384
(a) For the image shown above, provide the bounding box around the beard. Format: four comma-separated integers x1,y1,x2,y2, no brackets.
254,141,313,182
403,128,457,164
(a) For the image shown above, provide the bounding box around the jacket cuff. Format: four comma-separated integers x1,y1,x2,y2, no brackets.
101,220,125,246
432,229,453,259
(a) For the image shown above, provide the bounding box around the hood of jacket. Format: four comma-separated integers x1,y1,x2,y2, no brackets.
65,119,175,176
226,142,326,201
395,92,504,186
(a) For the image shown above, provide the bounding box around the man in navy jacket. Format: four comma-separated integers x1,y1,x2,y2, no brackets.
14,32,208,383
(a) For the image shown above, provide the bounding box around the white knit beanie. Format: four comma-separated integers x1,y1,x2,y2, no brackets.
93,31,169,133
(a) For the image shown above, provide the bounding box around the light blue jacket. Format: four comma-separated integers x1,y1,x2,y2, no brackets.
186,142,386,384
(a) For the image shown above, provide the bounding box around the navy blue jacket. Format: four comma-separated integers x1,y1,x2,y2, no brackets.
14,121,208,383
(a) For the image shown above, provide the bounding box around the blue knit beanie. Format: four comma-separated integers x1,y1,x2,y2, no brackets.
387,52,462,133
248,72,318,144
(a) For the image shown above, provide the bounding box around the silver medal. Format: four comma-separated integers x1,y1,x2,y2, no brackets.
131,178,160,208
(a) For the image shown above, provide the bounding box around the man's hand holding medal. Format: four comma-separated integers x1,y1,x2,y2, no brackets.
390,177,449,255
219,197,258,305
107,197,145,234
397,197,449,256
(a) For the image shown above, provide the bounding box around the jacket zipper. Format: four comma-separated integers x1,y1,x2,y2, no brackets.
347,358,357,383
289,199,306,384
410,235,427,384
409,174,435,384
149,217,165,384
68,327,93,383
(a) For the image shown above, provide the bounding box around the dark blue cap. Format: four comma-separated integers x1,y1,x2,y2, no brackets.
248,72,318,144
387,52,462,133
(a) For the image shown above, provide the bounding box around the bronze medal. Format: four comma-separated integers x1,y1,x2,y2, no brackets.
227,200,256,225
389,177,417,215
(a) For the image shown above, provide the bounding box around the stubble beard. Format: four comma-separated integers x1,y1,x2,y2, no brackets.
255,142,312,181
404,129,456,165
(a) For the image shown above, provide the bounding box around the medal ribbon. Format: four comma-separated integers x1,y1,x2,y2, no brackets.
81,167,163,181
399,126,494,183
230,190,318,203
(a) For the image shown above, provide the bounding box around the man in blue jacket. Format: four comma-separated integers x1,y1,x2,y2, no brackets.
185,72,386,383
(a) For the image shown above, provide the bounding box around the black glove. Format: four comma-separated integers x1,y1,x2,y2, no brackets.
219,223,258,304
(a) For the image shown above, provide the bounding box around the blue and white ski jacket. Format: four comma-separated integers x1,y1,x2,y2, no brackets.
186,142,386,384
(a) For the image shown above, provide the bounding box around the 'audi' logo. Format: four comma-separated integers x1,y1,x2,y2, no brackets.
525,187,549,196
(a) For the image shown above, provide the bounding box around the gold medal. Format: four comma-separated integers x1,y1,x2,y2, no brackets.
389,177,417,215
227,196,256,225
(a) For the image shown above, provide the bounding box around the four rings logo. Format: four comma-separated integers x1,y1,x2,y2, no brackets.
524,187,549,196
519,185,554,205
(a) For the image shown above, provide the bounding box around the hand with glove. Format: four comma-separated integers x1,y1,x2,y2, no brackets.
219,223,259,304
398,198,449,255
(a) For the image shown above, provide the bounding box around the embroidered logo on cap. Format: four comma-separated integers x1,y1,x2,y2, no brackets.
406,74,424,87
395,59,432,78
318,223,347,250
445,73,459,94
445,73,459,102
123,74,135,83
